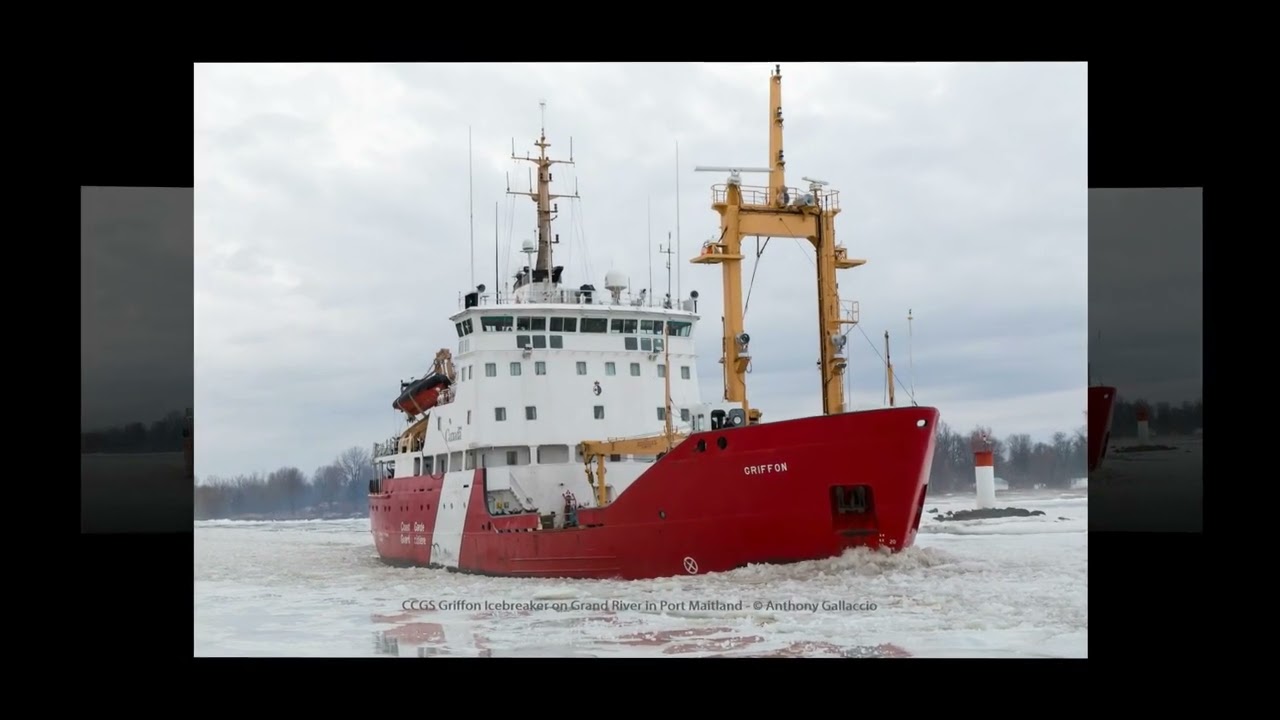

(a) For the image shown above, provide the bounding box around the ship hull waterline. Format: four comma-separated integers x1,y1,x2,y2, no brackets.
369,406,939,581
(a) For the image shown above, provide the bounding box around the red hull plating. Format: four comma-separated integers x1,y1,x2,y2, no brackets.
1088,385,1116,473
369,406,939,580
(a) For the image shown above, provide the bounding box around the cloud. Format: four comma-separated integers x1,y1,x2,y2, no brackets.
194,62,1088,477
1088,188,1201,403
82,187,193,431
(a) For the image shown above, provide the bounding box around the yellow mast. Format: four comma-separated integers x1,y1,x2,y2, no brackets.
507,101,578,275
663,320,674,439
884,331,895,408
692,64,865,419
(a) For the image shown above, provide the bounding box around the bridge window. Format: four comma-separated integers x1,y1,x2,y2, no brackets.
516,316,547,332
605,362,616,376
594,405,605,419
481,316,514,332
580,318,607,333
535,361,546,375
630,363,641,376
681,365,691,379
624,337,638,350
550,317,577,332
681,408,691,422
640,319,662,335
576,361,587,375
610,318,638,334
510,362,522,376
657,407,666,421
495,407,507,422
526,406,537,420
668,321,692,337
658,364,666,378
550,335,564,349
485,363,497,377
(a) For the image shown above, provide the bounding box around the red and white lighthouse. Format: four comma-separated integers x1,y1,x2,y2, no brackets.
1136,404,1150,444
974,444,996,509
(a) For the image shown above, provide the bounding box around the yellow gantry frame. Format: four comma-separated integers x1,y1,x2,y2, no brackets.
691,64,865,419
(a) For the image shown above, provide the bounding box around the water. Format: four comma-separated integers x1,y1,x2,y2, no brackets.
195,489,1087,657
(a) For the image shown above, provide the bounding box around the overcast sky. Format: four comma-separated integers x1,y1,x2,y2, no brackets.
1089,188,1201,403
193,62,1087,479
82,187,193,432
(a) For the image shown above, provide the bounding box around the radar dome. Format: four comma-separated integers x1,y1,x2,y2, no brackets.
604,270,628,292
521,239,536,254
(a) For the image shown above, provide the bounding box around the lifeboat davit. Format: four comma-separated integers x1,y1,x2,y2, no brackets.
393,374,452,416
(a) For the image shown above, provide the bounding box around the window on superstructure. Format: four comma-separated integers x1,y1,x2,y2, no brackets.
658,364,666,378
669,321,692,337
424,456,434,474
605,362,616,376
517,335,531,349
495,407,507,422
438,418,442,431
681,365,690,379
516,317,547,331
653,339,664,352
594,405,605,419
481,316,514,332
485,363,496,377
455,322,466,338
510,362,522,376
610,318,638,334
437,454,448,472
531,335,547,349
641,338,652,352
535,361,546,375
580,318,607,333
506,450,518,466
467,410,471,424
681,408,691,422
630,363,641,376
640,319,657,335
576,361,587,375
526,406,537,420
624,337,638,350
657,407,666,421
550,335,563,349
550,317,577,332
463,318,473,335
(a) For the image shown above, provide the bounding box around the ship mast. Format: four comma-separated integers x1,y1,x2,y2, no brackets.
692,64,865,421
507,101,578,279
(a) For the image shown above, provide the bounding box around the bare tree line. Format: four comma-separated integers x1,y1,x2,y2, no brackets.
194,446,375,521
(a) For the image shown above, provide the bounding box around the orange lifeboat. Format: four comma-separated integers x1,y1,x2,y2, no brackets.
393,374,451,417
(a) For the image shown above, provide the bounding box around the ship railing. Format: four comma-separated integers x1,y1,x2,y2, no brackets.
373,438,400,459
710,184,841,213
458,288,682,310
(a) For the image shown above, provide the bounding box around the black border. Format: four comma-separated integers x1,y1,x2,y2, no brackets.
1087,62,1207,662
80,60,1202,679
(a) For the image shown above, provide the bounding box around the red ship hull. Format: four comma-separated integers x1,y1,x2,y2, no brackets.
1088,385,1116,473
369,406,939,580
